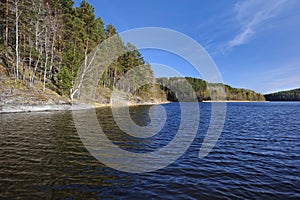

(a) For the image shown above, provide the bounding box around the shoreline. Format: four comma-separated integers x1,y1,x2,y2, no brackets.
0,103,93,114
0,101,171,114
202,100,267,103
1,100,298,114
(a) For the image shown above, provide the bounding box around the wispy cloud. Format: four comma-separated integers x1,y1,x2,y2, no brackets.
227,0,288,49
250,60,300,94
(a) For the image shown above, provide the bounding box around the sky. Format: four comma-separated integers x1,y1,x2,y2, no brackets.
74,0,300,94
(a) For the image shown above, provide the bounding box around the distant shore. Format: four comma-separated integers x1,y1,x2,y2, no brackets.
202,100,267,103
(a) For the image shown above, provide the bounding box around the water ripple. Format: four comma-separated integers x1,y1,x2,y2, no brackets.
0,102,299,199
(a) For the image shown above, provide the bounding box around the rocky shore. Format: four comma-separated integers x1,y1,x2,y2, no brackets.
0,74,168,114
0,101,169,114
0,103,95,114
0,92,169,114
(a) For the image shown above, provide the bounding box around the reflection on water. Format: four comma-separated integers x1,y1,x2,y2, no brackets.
0,102,300,199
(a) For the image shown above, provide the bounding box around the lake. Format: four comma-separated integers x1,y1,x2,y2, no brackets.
0,102,299,199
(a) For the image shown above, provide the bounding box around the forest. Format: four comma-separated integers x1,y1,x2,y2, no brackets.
0,0,161,103
1,0,267,105
157,77,265,102
265,89,300,101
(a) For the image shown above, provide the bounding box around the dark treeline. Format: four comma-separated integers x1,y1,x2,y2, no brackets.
0,0,157,101
265,89,300,101
157,77,265,102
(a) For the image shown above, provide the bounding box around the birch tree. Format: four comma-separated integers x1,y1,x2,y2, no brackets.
14,0,20,80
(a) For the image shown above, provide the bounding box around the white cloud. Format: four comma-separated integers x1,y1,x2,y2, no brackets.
227,0,289,49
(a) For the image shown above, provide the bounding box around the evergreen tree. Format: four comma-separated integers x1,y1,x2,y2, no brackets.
0,0,158,103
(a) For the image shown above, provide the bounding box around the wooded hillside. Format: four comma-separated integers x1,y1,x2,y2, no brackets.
0,0,161,103
1,0,270,105
265,89,300,101
157,77,265,102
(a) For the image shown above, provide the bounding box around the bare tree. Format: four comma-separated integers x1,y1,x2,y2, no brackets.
43,26,49,92
48,10,61,80
32,0,42,51
4,0,9,46
14,0,21,80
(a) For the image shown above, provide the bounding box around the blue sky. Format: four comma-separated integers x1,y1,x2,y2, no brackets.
74,0,300,94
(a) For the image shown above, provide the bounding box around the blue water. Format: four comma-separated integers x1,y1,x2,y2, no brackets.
0,102,299,199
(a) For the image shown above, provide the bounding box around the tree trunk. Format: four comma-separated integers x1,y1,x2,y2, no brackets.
70,38,100,102
15,0,20,81
113,66,117,87
34,1,41,50
43,53,48,92
33,47,41,83
28,45,32,85
49,33,56,79
22,32,26,81
43,28,48,92
4,0,9,46
71,40,76,87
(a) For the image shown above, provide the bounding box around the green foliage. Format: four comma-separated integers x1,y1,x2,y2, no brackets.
157,77,265,102
1,0,269,104
0,0,157,102
56,66,72,95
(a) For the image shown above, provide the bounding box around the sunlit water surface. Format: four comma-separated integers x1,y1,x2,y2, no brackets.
0,102,299,199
